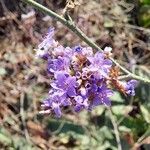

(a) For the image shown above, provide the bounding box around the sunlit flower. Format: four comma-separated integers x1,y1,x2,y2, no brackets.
37,28,137,117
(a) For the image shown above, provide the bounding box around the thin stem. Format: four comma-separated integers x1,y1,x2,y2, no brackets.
22,0,150,83
108,108,122,150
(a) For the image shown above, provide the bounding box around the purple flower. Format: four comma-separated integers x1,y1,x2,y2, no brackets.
87,81,113,109
38,27,138,117
38,28,55,50
42,94,62,118
82,47,93,56
42,90,71,117
87,52,112,77
96,87,112,106
73,46,93,56
74,96,89,112
51,71,77,97
47,56,70,73
52,46,73,58
125,80,138,96
36,28,58,58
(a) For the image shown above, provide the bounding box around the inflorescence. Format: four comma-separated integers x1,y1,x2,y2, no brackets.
37,28,137,117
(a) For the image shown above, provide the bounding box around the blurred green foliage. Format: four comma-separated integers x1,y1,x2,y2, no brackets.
1,79,150,149
140,0,150,5
139,0,150,27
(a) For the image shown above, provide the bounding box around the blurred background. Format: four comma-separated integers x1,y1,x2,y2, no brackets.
0,0,150,149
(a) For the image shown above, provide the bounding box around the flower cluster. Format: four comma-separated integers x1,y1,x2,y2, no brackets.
37,28,137,117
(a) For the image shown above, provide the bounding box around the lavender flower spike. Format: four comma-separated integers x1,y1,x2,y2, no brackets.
38,27,138,117
125,80,138,96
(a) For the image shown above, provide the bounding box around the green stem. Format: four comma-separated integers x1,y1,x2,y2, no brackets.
22,0,150,83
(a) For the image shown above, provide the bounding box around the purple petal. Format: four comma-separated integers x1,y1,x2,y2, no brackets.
127,80,138,87
95,52,104,60
91,84,98,92
66,76,77,87
50,82,60,90
92,96,102,107
125,80,138,96
74,105,82,112
103,59,112,67
67,86,76,97
54,72,67,87
74,45,82,53
101,97,111,106
62,98,71,106
52,103,61,118
74,96,83,104
106,90,113,97
42,99,51,107
38,27,55,51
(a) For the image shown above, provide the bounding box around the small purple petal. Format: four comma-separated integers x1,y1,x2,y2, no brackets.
101,97,111,106
74,105,82,112
125,80,138,96
67,86,76,97
52,103,61,118
74,45,82,53
92,96,102,107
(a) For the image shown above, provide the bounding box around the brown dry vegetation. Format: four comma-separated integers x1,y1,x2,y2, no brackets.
0,0,150,150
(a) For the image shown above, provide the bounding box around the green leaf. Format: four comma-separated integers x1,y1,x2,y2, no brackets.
140,105,150,123
46,119,85,134
135,82,150,105
112,105,132,116
12,136,35,150
111,92,124,102
119,126,131,132
0,127,12,146
140,0,150,5
138,5,150,27
120,116,148,137
99,126,113,140
0,133,12,145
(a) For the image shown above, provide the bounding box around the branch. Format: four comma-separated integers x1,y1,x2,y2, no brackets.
22,0,150,83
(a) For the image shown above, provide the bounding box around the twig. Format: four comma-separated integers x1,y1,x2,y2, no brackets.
124,23,150,34
132,128,150,150
51,120,65,135
20,92,30,143
108,108,122,150
22,0,150,83
118,74,131,80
